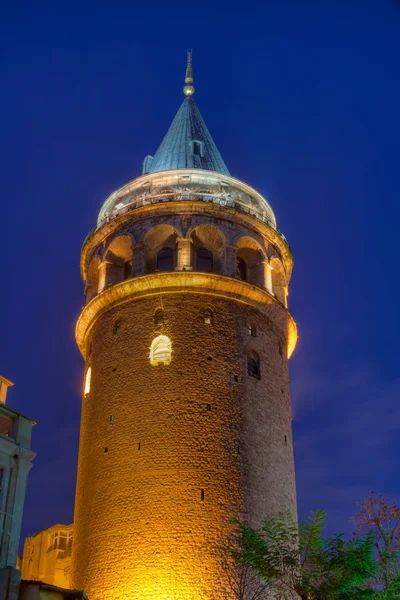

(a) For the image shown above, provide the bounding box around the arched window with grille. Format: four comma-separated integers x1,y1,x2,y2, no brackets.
248,322,257,337
157,248,174,272
247,352,260,379
150,335,172,366
236,256,247,281
197,248,213,273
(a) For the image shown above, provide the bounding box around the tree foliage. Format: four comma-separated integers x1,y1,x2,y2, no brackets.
353,491,400,599
230,511,376,600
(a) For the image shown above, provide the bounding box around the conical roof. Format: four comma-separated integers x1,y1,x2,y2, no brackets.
143,54,229,176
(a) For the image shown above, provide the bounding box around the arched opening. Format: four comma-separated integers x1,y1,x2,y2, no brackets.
197,248,213,272
157,248,174,272
236,237,265,287
104,235,133,287
203,308,213,325
144,225,178,273
248,322,257,337
270,257,288,306
247,352,260,379
85,256,100,303
150,335,172,366
236,256,247,281
84,367,92,396
190,224,225,274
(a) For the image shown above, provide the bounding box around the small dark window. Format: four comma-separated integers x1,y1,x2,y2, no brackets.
123,260,132,280
113,320,120,335
247,352,261,379
197,248,213,272
201,488,205,500
206,404,211,411
284,435,288,445
236,257,247,281
138,443,141,451
234,375,238,382
193,141,202,156
104,447,108,453
154,309,165,326
248,323,256,337
109,415,114,422
157,248,173,272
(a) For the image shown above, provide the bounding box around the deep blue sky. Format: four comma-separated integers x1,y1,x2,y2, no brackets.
1,1,400,544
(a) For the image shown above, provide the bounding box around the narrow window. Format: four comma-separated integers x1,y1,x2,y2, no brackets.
201,488,205,500
206,404,211,411
197,248,213,272
154,309,165,326
193,141,202,156
157,248,173,272
150,335,172,366
113,320,120,335
204,309,213,325
247,352,260,379
236,256,247,281
285,435,288,445
138,443,141,451
109,415,114,422
248,323,256,337
84,367,91,396
104,447,108,453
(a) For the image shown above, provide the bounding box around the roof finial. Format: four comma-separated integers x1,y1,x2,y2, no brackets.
183,50,195,97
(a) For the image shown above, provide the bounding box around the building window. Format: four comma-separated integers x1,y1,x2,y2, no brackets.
84,367,91,396
197,248,213,273
236,257,247,281
193,141,203,156
248,323,256,337
150,335,172,366
154,309,165,326
203,309,213,325
49,530,72,552
247,352,260,379
157,248,174,272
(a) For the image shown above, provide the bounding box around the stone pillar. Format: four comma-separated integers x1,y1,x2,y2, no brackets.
224,245,237,277
263,261,273,294
176,238,192,271
132,246,145,276
274,286,288,308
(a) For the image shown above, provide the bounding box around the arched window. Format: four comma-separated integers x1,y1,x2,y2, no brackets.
154,309,165,326
84,367,92,395
236,257,247,281
247,352,260,379
248,322,257,337
203,308,213,325
150,335,172,366
197,248,213,273
157,248,174,272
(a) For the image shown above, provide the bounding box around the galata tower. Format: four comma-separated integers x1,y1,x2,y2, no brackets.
72,53,298,599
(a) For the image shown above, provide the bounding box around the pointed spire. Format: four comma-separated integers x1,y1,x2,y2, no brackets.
183,50,195,97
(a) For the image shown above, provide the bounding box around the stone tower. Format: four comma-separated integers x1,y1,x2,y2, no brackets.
72,53,298,600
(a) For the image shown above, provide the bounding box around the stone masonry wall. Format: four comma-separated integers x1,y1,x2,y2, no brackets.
71,292,296,600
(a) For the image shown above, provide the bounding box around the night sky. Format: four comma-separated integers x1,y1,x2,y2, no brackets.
2,1,400,545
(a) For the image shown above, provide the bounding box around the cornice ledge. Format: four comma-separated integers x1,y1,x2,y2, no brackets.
76,272,298,359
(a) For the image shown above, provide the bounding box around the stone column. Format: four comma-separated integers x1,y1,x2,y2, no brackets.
263,260,273,294
132,245,145,276
224,245,237,277
176,238,192,271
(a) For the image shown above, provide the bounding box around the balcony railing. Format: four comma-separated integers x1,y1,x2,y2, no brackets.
83,192,288,249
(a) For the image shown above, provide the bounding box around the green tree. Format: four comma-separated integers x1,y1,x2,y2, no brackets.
353,491,400,599
230,510,376,600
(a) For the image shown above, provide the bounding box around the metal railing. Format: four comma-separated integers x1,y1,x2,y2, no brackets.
83,193,288,248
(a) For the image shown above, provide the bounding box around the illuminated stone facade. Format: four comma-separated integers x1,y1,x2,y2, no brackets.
71,58,298,600
19,524,73,589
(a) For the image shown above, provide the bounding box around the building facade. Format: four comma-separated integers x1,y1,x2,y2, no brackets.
71,54,298,599
19,523,73,589
0,376,36,600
